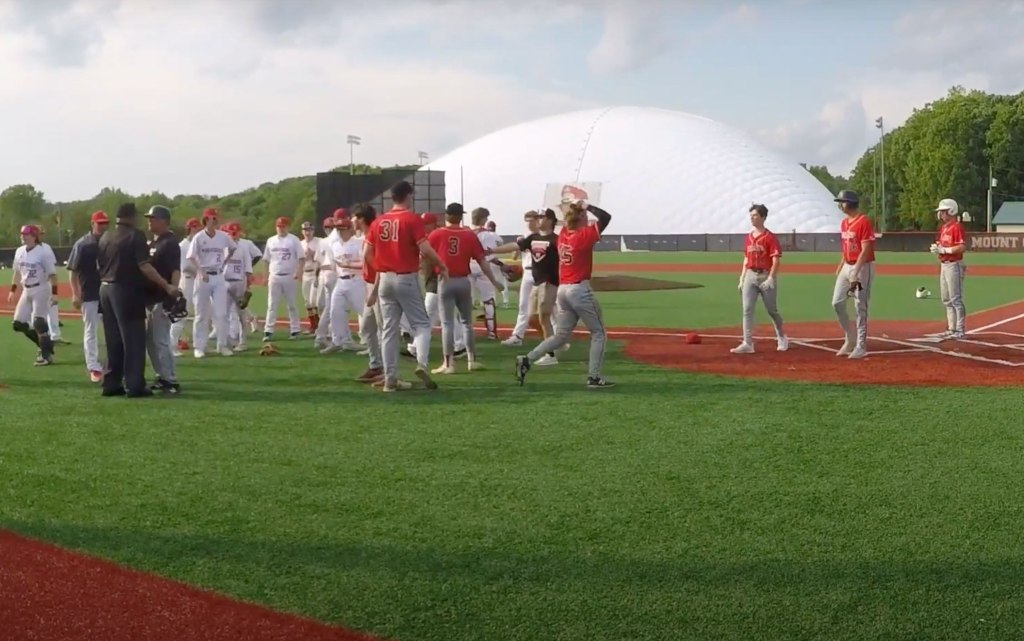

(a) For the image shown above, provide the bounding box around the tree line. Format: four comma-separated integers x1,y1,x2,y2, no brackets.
0,164,416,247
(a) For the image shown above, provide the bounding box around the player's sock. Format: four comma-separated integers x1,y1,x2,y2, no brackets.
483,299,496,337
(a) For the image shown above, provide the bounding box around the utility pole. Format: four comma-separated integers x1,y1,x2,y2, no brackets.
347,134,362,175
875,116,885,232
987,164,996,232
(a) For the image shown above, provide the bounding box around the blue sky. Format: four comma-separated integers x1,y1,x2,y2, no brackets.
1,0,1022,202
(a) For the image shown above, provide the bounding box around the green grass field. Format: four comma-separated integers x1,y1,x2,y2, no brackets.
2,251,1023,641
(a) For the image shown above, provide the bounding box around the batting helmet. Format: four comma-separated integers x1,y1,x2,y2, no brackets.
935,198,959,216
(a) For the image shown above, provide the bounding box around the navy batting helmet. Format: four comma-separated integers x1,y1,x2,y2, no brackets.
834,190,860,204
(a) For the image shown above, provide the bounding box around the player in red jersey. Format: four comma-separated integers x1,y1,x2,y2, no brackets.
730,204,788,354
515,200,613,389
930,198,967,339
427,203,504,374
363,181,448,392
832,190,875,359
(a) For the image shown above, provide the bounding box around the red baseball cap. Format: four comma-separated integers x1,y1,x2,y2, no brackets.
323,217,336,229
185,217,202,229
421,212,439,226
275,216,290,227
202,207,219,220
19,224,40,236
335,217,352,230
333,208,350,219
91,211,110,224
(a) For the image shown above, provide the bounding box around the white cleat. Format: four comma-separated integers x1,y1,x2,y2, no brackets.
777,336,790,352
534,355,559,367
432,364,456,375
467,361,484,371
313,339,328,350
320,345,343,355
836,341,854,357
193,350,206,359
559,343,571,353
730,342,755,354
219,348,234,357
848,346,868,360
233,344,248,353
501,336,523,347
172,349,183,358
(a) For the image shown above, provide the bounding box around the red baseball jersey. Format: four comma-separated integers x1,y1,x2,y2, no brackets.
937,221,965,262
557,223,601,284
361,239,377,283
840,214,875,264
428,227,484,278
364,208,427,274
744,230,782,270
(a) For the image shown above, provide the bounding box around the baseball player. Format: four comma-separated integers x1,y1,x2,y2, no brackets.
406,212,467,360
363,180,448,392
9,225,58,366
262,216,305,341
931,198,967,340
68,210,110,381
501,211,539,346
730,204,788,354
143,205,182,394
299,221,323,333
36,230,66,345
469,207,503,339
428,203,504,373
322,217,365,353
485,220,510,307
171,217,202,356
234,221,263,337
516,201,613,389
222,222,254,352
186,208,237,358
832,190,875,359
352,204,385,383
314,217,339,350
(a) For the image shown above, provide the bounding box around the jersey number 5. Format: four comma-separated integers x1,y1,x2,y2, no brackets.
558,245,574,265
447,236,460,256
379,220,398,242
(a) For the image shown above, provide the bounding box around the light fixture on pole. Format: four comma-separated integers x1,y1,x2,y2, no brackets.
418,151,429,165
875,116,885,233
347,134,362,174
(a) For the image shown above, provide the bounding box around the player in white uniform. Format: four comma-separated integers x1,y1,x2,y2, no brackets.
314,217,339,350
36,233,65,345
322,217,365,353
171,218,202,356
262,217,305,341
299,221,323,333
470,207,503,340
485,220,510,308
222,222,255,352
9,225,58,366
501,211,539,346
186,208,237,358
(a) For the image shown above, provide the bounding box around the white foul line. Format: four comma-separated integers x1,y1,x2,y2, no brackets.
967,312,1024,335
873,337,1024,367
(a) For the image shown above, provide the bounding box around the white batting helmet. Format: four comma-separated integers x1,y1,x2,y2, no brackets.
935,198,959,216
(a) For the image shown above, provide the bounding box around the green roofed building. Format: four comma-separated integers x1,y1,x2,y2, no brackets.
992,201,1024,232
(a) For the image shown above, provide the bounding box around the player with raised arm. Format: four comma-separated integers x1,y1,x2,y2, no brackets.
171,217,202,356
930,198,967,340
730,204,788,354
9,225,59,366
832,190,875,360
186,208,237,358
428,203,504,374
262,217,305,342
362,181,448,392
516,201,613,388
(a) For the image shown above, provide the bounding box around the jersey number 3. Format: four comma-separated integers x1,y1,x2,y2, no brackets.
379,220,399,242
558,245,574,265
447,236,460,256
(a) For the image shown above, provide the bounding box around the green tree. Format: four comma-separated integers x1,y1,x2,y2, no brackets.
0,184,47,245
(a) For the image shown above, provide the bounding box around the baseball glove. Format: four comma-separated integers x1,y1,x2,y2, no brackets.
163,294,188,322
238,290,253,310
847,281,863,296
259,344,279,356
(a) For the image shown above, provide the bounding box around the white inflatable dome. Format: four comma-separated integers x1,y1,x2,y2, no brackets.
421,106,843,235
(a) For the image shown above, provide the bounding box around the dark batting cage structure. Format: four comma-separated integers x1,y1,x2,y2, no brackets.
315,169,447,229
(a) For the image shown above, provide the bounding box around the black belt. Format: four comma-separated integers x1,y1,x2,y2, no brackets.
205,270,220,275
226,279,243,282
387,271,417,276
273,273,292,277
24,283,40,288
749,268,768,274
338,274,359,280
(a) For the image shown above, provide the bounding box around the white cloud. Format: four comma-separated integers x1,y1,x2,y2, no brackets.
587,0,679,74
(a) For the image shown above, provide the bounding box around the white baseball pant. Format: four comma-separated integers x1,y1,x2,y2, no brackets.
81,299,102,372
193,272,230,353
329,275,364,346
510,272,535,340
225,278,248,348
316,272,338,342
265,274,301,334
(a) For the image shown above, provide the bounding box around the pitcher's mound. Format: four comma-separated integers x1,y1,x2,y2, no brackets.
592,275,702,292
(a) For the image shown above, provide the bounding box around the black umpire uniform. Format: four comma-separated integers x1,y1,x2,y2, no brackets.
97,203,176,398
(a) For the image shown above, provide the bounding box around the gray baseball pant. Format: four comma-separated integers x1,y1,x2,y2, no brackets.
379,272,431,385
359,301,384,370
528,281,606,379
832,262,874,348
939,261,966,333
146,304,177,383
740,270,784,344
438,276,475,359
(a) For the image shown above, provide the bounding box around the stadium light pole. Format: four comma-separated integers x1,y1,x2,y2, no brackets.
875,116,885,233
987,164,997,232
347,134,362,174
418,151,429,166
